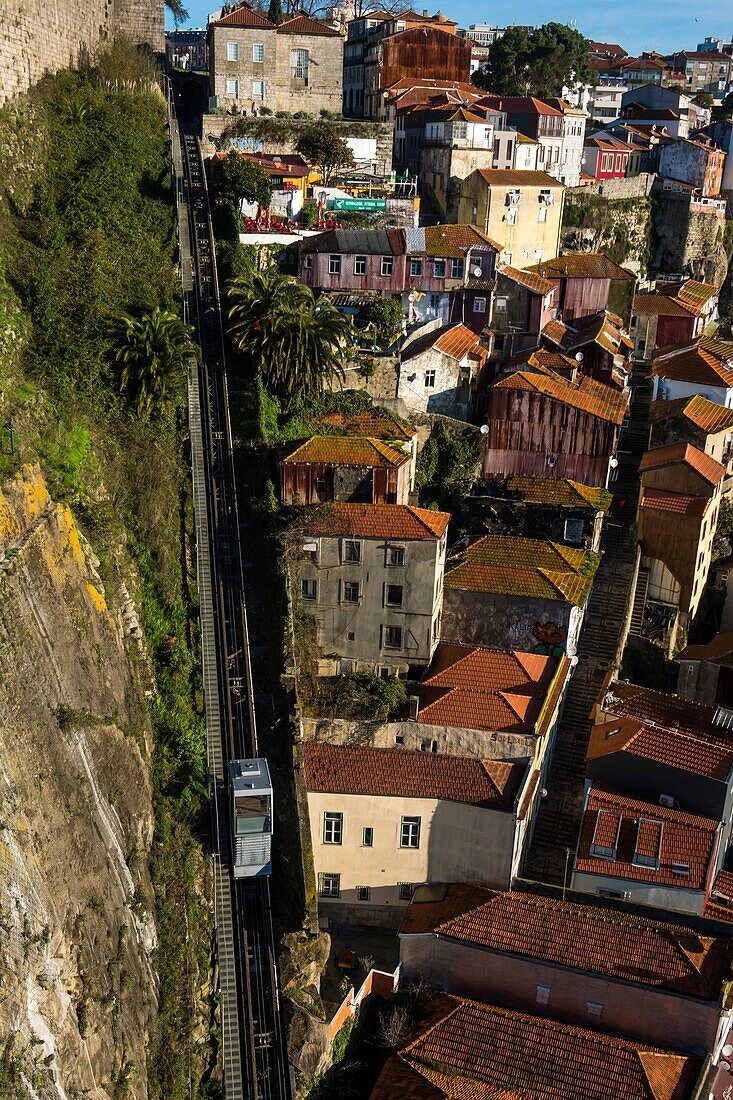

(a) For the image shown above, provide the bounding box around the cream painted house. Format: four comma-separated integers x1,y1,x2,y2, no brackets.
303,742,535,928
455,169,564,270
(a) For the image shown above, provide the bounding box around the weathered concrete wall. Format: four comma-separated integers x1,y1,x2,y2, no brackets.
0,0,164,105
576,173,657,199
301,714,536,761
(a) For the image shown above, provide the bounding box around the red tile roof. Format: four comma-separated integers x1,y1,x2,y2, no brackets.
372,995,700,1100
280,435,410,468
704,869,733,922
498,264,555,296
444,535,596,606
677,632,733,662
302,742,524,809
633,294,694,317
653,335,733,389
651,395,733,435
320,411,416,441
640,488,712,517
217,151,311,178
500,96,564,116
403,323,487,364
477,168,564,188
211,2,274,26
276,13,341,33
399,884,732,999
531,254,634,281
634,280,717,319
507,476,612,511
418,224,502,258
639,442,725,486
575,783,719,891
299,502,450,541
588,682,733,781
416,643,569,735
494,369,628,425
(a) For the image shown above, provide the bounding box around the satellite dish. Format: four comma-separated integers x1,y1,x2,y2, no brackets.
723,1046,733,1057
575,351,584,362
472,265,482,277
480,423,489,435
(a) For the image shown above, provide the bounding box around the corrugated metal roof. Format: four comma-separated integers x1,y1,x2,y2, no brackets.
300,228,407,255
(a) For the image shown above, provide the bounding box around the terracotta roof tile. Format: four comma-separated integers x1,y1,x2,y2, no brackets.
633,294,694,317
443,535,596,606
416,643,569,734
477,168,564,188
675,280,718,313
281,435,410,468
531,254,634,281
503,348,578,375
320,411,416,441
372,996,700,1100
211,2,274,25
650,395,733,435
493,369,628,425
432,324,487,362
653,336,733,389
507,476,612,511
498,264,555,296
276,13,341,33
640,488,712,517
704,869,733,922
299,502,450,541
639,442,725,486
575,784,718,891
399,885,732,999
302,742,524,809
419,224,502,258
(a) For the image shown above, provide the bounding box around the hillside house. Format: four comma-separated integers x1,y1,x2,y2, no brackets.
531,252,635,327
398,883,733,1055
207,4,343,114
637,443,724,627
652,336,733,406
455,169,564,271
441,534,597,656
582,133,643,179
371,992,701,1100
572,782,722,916
677,634,733,708
396,323,487,419
294,502,449,675
484,364,628,486
632,280,719,358
278,436,412,506
658,137,726,197
649,395,733,490
318,411,418,486
303,742,534,926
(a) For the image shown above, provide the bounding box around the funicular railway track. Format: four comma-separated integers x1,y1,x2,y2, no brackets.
175,109,290,1100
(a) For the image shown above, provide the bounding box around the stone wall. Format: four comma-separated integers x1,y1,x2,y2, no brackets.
0,0,164,104
651,193,729,285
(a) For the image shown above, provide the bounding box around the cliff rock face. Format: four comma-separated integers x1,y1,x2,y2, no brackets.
0,465,156,1098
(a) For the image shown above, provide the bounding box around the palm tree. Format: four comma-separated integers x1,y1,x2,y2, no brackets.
112,307,195,420
227,267,352,399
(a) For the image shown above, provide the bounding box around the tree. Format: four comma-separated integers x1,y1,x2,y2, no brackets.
165,0,189,24
208,151,271,213
694,92,714,108
111,308,195,419
474,22,592,99
267,0,284,24
296,122,355,186
714,91,733,119
227,267,353,398
360,296,403,346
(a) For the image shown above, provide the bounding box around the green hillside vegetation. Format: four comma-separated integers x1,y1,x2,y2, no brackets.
0,44,214,1098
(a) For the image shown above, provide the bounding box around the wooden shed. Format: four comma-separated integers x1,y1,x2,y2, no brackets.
278,435,411,506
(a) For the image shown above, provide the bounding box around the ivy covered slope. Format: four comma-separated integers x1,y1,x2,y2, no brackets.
0,48,216,1100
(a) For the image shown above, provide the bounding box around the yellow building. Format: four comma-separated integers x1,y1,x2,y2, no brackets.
455,168,565,270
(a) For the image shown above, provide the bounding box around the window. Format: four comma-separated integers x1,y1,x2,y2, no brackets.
343,581,360,603
357,885,371,900
388,546,405,566
301,578,317,601
343,539,361,563
398,882,415,900
362,827,374,847
252,80,264,98
495,295,507,312
473,297,486,313
536,984,551,1006
400,815,421,848
328,254,342,275
410,259,423,276
320,873,340,897
451,258,464,278
291,48,309,82
384,625,403,650
424,369,436,388
347,631,355,641
381,256,393,276
538,205,547,222
507,207,517,225
226,77,239,96
304,254,313,269
672,862,690,876
386,583,403,607
433,259,446,277
323,812,343,845
252,42,264,62
354,255,367,275
227,41,239,61
586,1001,604,1017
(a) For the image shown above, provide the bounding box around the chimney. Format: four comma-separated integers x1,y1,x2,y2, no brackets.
408,695,420,721
423,8,428,15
